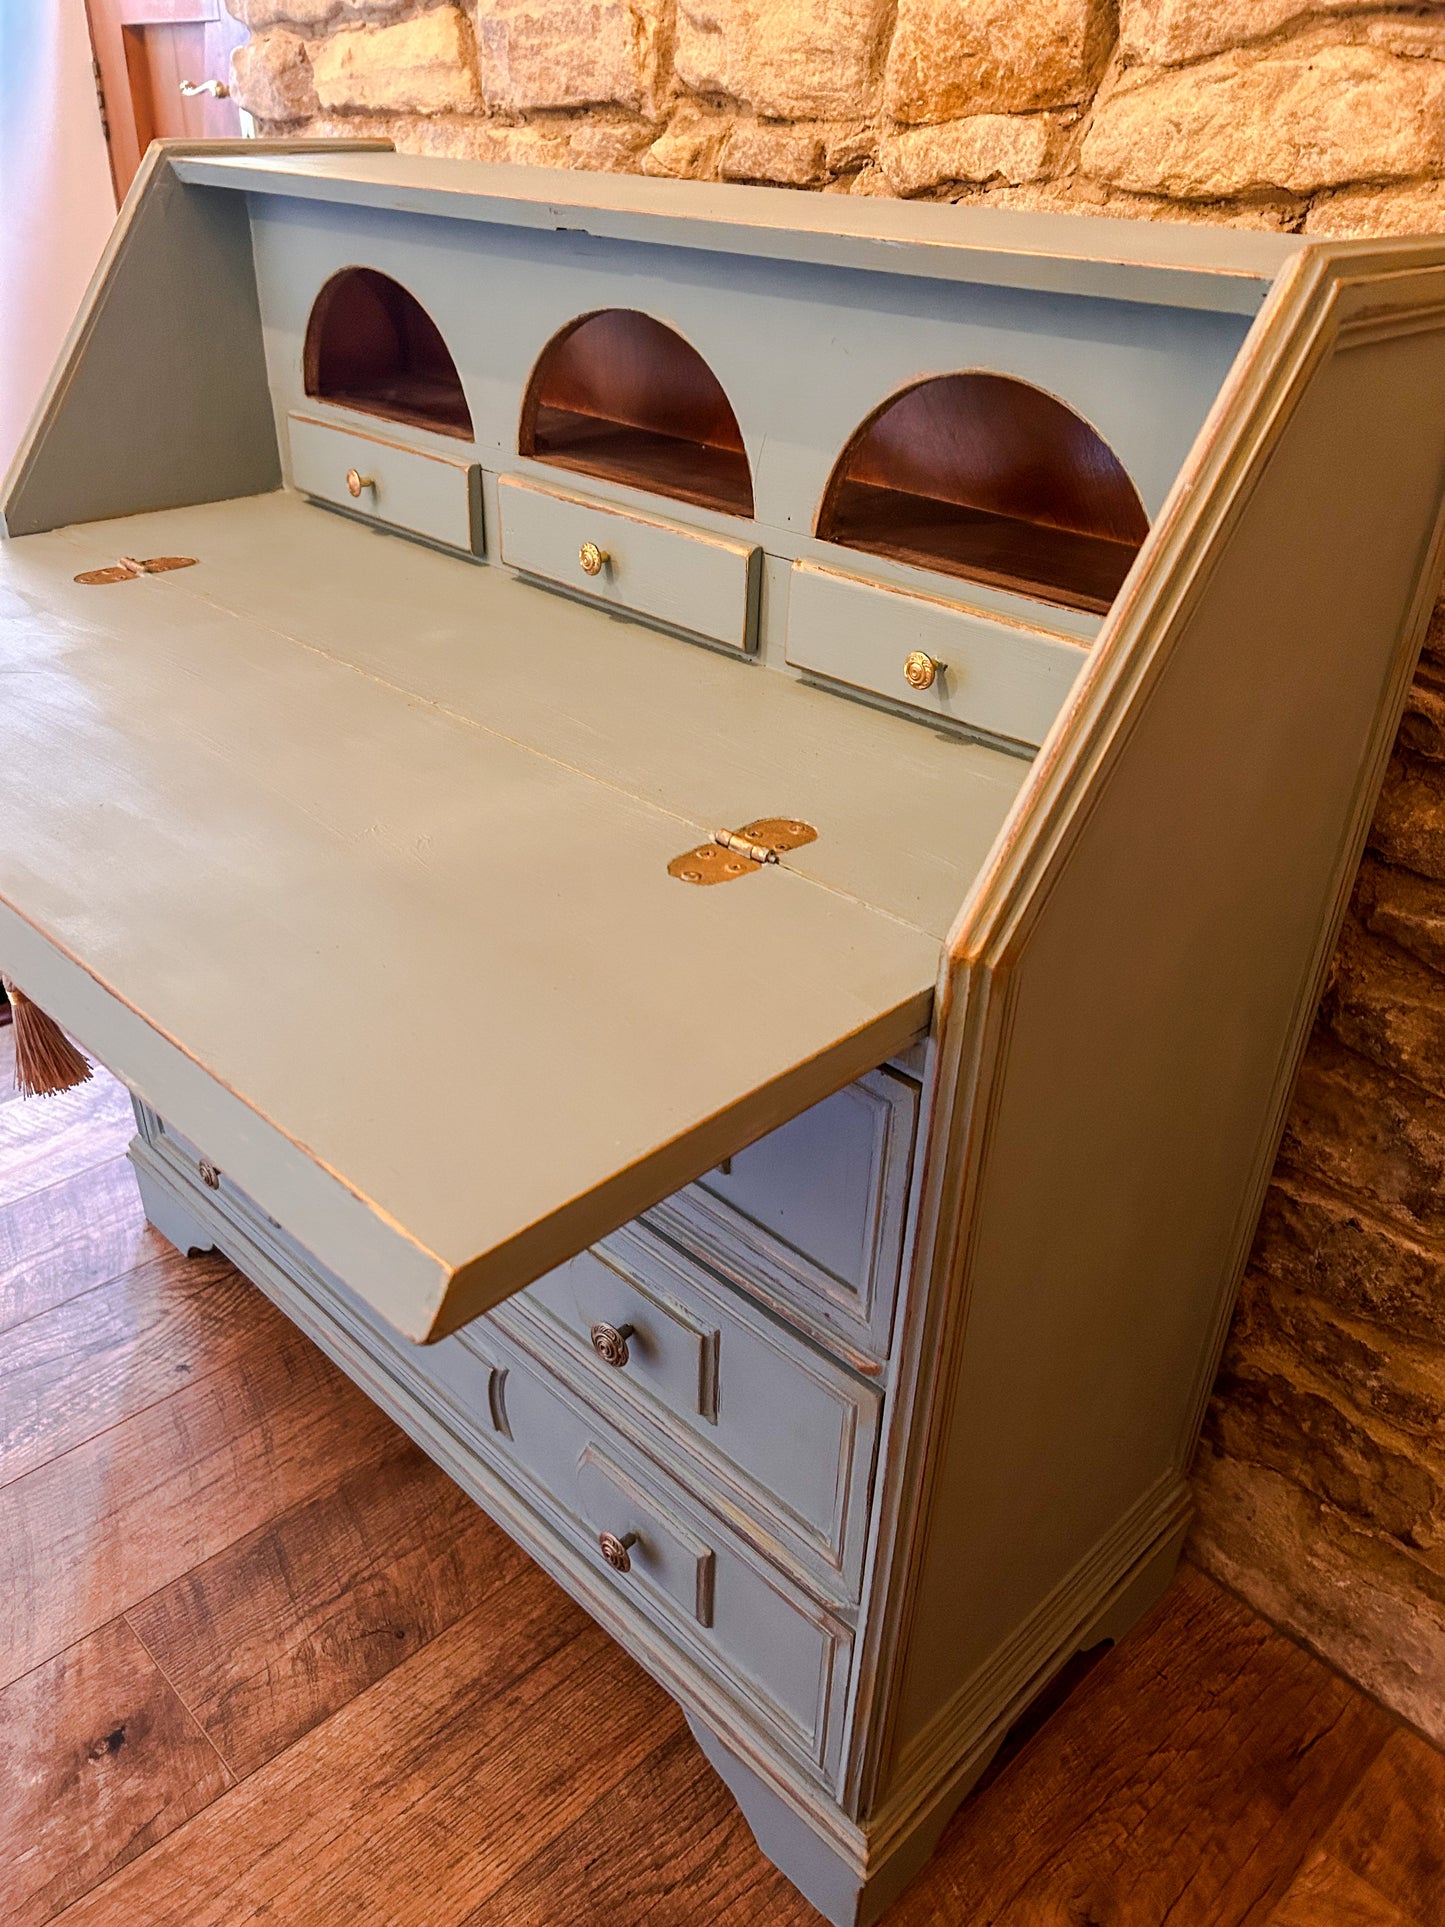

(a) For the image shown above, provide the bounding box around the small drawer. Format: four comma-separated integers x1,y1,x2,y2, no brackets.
452,1327,853,1774
787,560,1089,748
646,1067,918,1364
498,474,760,650
509,1222,881,1596
288,413,482,555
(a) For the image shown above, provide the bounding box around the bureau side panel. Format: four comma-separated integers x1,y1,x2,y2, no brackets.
875,268,1445,1811
1,141,382,538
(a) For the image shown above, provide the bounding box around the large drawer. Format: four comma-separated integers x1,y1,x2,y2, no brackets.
506,1221,881,1598
132,1107,854,1779
498,474,760,650
787,560,1089,748
438,1324,854,1775
288,412,482,555
646,1066,919,1364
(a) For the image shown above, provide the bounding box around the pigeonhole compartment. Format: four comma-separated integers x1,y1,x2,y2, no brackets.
815,372,1149,618
519,308,755,519
303,265,475,442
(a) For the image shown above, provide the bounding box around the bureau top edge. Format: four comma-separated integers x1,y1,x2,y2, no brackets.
170,150,1304,318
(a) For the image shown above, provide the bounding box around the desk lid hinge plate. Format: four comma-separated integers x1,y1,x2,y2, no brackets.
668,818,817,885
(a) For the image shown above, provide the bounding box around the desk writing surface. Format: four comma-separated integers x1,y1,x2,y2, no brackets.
60,494,1027,938
0,498,1028,1339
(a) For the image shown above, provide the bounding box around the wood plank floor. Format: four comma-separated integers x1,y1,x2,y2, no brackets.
1,1054,1440,1926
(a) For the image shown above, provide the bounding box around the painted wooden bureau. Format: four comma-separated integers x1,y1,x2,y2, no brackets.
6,141,1445,1923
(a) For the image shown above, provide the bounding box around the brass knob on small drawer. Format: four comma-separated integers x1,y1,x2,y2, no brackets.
345,468,374,499
578,540,609,576
598,1530,639,1573
198,1159,221,1191
589,1321,634,1368
903,650,943,691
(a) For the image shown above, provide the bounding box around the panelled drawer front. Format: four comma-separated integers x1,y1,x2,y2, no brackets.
498,474,760,650
787,560,1089,748
288,413,482,555
646,1066,919,1363
141,1109,294,1240
448,1326,853,1773
133,1127,850,1778
509,1221,881,1596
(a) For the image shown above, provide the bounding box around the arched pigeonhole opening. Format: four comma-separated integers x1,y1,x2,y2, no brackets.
817,372,1149,615
304,267,474,441
520,309,754,517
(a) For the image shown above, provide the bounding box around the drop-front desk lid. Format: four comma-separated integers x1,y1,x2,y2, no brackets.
0,493,1029,1341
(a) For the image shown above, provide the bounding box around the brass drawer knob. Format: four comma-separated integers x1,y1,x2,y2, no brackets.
345,468,374,499
903,650,943,691
598,1529,639,1573
198,1158,221,1191
578,540,609,576
589,1321,634,1369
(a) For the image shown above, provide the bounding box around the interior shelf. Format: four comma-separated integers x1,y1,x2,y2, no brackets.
304,266,474,441
521,309,755,517
817,372,1149,615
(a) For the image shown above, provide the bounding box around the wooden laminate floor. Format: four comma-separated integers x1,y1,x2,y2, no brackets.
2,1036,1441,1927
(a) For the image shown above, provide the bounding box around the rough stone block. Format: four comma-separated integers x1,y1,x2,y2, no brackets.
1252,1173,1445,1352
1323,922,1445,1103
1189,1454,1445,1749
1370,754,1445,884
719,120,832,185
674,0,893,120
642,103,728,178
474,0,663,114
885,0,1111,123
1120,0,1383,69
1306,177,1445,240
226,0,409,31
1083,40,1445,199
1364,14,1445,61
989,179,1299,227
310,8,482,116
1281,1032,1445,1242
1353,858,1445,979
1205,1350,1440,1547
383,113,574,164
1228,1268,1445,1442
568,117,657,170
230,29,318,121
879,113,1057,193
1399,661,1445,764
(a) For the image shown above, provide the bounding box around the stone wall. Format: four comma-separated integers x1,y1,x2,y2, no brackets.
226,0,1445,1744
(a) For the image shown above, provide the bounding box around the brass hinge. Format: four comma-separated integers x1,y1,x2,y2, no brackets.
73,555,197,586
668,818,817,885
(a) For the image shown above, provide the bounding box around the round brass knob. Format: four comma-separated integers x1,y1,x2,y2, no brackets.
903,650,942,691
598,1530,639,1573
578,540,608,576
345,469,374,499
589,1321,635,1369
